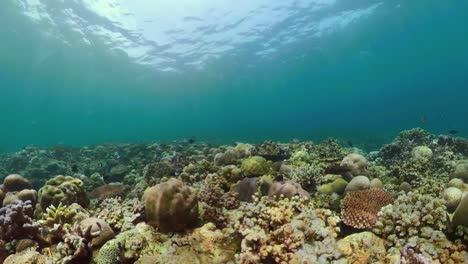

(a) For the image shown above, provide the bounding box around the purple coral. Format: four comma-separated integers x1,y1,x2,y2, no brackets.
0,200,39,241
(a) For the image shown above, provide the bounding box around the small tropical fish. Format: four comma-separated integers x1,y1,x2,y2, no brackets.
449,130,459,135
187,137,196,144
347,140,354,148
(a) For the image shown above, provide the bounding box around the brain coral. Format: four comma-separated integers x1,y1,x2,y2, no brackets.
38,175,89,211
143,178,198,232
341,188,393,229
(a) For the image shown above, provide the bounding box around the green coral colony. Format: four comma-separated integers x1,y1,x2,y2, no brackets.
0,128,467,263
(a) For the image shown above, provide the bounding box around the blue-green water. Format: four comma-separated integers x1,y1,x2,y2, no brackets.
1,0,468,152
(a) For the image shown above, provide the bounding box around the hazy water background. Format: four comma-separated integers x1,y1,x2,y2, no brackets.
1,0,468,152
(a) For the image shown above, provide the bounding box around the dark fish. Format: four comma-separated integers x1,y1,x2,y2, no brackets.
347,140,354,148
187,137,196,144
274,174,284,182
449,130,459,135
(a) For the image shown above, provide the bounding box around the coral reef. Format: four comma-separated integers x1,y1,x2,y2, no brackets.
0,129,466,263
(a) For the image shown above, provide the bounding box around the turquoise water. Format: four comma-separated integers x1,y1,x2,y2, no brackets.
1,0,468,152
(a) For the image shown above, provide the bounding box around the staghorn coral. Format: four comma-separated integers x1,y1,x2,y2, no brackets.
47,223,101,263
341,188,393,229
373,192,447,247
38,203,89,231
93,197,144,232
143,178,198,233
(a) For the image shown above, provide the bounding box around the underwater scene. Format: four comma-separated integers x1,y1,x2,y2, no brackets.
1,0,468,263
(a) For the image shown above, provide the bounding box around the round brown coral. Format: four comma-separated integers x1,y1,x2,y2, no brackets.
341,188,393,229
143,178,198,232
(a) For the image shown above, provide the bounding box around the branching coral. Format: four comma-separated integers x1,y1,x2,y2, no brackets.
0,200,40,242
230,195,341,264
199,174,239,228
47,223,101,263
38,203,89,231
373,192,447,247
